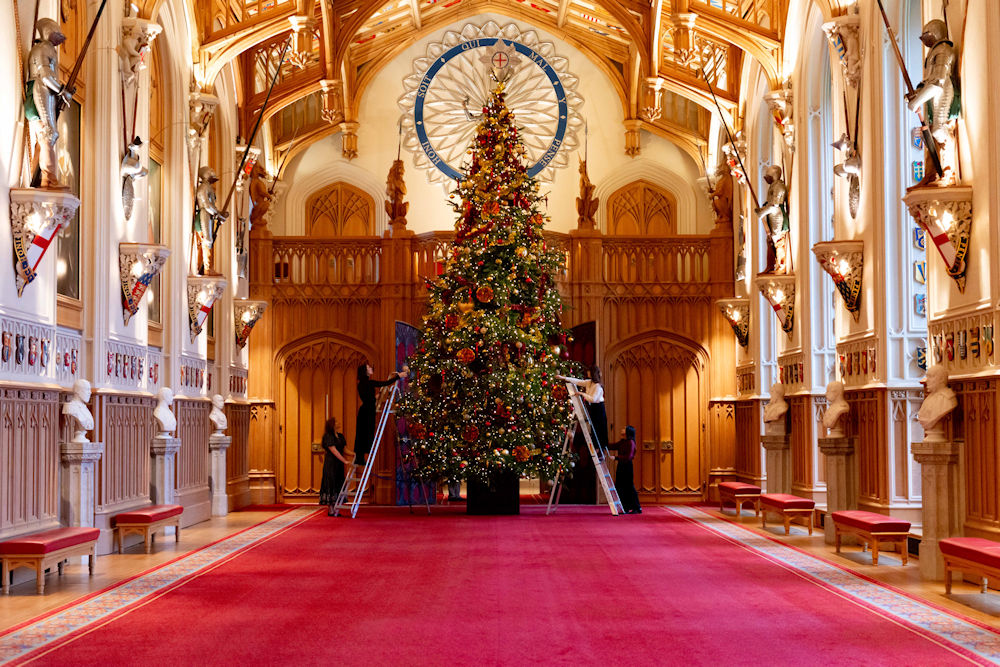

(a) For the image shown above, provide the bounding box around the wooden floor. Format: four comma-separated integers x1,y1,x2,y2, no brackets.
2,505,1000,634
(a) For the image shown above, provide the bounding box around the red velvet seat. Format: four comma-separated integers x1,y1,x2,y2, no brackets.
719,482,761,494
832,511,910,534
718,482,761,517
760,494,815,535
0,527,99,555
112,504,183,526
940,537,1000,595
0,527,99,594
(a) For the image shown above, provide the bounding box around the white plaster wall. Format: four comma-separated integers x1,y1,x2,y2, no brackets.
277,13,711,237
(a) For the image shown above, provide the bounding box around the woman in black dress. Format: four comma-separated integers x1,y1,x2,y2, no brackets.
319,417,349,516
614,425,642,514
568,365,610,460
354,362,405,465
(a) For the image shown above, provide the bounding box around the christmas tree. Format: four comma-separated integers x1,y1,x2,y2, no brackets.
398,81,574,484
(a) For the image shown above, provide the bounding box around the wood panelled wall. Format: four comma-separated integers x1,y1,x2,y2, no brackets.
789,395,825,502
175,399,211,526
0,388,60,539
954,379,999,539
733,400,763,485
225,402,252,509
94,394,155,516
249,180,737,504
846,389,888,510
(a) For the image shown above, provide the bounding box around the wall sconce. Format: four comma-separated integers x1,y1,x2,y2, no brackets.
187,276,227,343
9,189,81,296
119,243,170,325
716,298,750,348
903,185,972,293
812,240,863,321
234,300,267,349
756,274,796,339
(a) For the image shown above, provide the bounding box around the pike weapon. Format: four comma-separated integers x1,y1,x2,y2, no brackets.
698,65,760,209
58,0,108,113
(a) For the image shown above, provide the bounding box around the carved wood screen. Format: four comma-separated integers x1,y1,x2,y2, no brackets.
957,379,999,537
225,403,251,502
94,394,155,513
607,334,706,501
176,400,211,507
848,390,888,508
606,180,677,235
0,389,60,539
306,182,374,237
734,400,762,482
277,334,371,501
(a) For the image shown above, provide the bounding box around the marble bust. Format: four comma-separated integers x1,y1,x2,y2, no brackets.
917,365,958,432
822,381,850,431
63,379,94,443
209,394,227,433
762,382,789,423
154,386,177,435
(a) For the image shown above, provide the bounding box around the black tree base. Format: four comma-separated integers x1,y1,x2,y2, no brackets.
466,470,520,515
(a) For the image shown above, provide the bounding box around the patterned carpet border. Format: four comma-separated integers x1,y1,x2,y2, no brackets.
0,508,319,664
668,505,1000,663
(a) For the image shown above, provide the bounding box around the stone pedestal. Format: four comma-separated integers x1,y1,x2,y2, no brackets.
912,426,961,581
818,435,858,545
60,441,104,527
761,420,791,495
151,434,181,505
209,432,232,516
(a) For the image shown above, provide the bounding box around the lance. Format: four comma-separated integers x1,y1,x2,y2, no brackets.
698,65,760,209
58,0,108,113
217,37,292,233
269,125,302,195
875,0,944,178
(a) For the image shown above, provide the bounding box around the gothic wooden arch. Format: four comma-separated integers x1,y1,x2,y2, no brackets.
605,180,678,236
305,182,376,237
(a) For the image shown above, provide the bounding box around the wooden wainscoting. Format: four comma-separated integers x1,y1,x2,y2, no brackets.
706,400,737,501
175,399,212,526
734,399,763,485
846,389,890,512
0,387,60,539
955,378,1000,540
789,394,825,503
248,400,276,504
225,402,252,509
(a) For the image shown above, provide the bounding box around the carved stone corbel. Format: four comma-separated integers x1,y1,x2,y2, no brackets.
640,78,665,122
9,189,81,296
624,120,642,157
756,274,796,339
903,186,972,293
671,13,699,68
119,243,170,326
764,85,794,154
321,79,344,125
287,14,318,70
118,18,161,90
822,14,861,90
187,90,220,170
187,276,227,343
340,121,360,160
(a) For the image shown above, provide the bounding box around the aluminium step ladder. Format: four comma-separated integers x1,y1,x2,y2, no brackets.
334,382,400,518
547,376,624,516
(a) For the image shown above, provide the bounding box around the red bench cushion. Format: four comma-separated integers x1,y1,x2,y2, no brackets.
940,537,1000,570
761,494,815,511
0,527,99,555
719,482,761,495
832,510,910,534
113,504,183,526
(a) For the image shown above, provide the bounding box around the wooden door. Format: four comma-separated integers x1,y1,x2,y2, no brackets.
607,334,707,502
276,334,371,502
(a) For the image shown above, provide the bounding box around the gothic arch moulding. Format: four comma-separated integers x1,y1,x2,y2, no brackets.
305,182,375,237
282,159,387,236
595,158,701,235
606,180,677,236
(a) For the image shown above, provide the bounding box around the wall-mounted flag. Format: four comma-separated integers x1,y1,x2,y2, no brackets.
912,160,924,182
911,127,923,150
916,346,927,370
914,260,926,285
914,293,926,317
913,227,926,251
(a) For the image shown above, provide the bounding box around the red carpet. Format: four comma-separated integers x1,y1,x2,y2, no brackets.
19,507,980,665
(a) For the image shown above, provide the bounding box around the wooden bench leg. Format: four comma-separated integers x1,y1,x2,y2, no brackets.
719,496,725,512
144,529,152,554
982,578,989,594
36,561,44,595
57,560,64,576
835,529,841,553
872,537,880,566
945,566,953,594
783,514,791,535
88,549,95,576
175,521,181,543
900,539,908,566
2,559,9,595
754,499,760,517
806,514,813,536
761,512,767,529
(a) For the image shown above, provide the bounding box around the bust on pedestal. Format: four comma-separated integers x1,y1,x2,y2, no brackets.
912,366,961,580
761,382,791,495
818,380,858,544
208,394,232,516
61,379,104,527
151,387,181,505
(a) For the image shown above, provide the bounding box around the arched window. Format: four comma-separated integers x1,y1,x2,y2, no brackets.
306,183,375,236
606,181,677,235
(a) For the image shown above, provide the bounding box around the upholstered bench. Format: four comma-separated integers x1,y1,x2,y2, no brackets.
831,510,911,566
718,482,761,517
0,527,99,594
760,494,815,535
940,537,1000,594
113,504,183,554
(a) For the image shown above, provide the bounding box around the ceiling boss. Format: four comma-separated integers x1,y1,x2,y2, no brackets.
399,22,584,185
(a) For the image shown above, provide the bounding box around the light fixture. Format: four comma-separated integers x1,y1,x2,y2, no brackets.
9,189,81,296
812,240,863,321
187,275,226,343
234,300,267,349
716,298,750,348
756,274,796,339
903,185,972,293
119,243,170,325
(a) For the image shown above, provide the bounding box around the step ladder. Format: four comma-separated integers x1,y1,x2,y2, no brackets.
334,382,400,518
547,376,624,516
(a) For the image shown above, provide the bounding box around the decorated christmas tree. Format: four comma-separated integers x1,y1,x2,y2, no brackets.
398,81,574,485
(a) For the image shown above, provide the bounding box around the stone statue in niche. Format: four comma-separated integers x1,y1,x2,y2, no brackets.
27,19,73,189
709,163,733,228
754,165,790,274
195,166,228,274
917,365,958,432
248,162,273,229
63,379,94,443
209,394,228,434
575,158,598,230
385,159,408,232
154,386,177,435
762,382,789,423
822,381,850,435
906,19,960,186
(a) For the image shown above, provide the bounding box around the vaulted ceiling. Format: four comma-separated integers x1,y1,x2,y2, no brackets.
182,0,793,171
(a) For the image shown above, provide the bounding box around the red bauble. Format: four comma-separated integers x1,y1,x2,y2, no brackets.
476,286,494,303
444,314,460,330
462,424,480,442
